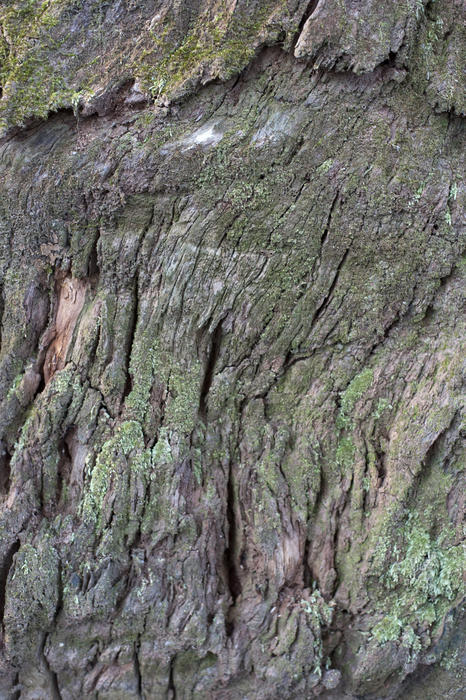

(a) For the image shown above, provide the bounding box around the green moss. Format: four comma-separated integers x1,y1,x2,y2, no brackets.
0,0,67,129
135,2,286,100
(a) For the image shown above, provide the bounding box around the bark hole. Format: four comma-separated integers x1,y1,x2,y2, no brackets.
43,275,88,384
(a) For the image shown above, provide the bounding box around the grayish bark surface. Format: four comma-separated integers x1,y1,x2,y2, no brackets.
0,1,464,698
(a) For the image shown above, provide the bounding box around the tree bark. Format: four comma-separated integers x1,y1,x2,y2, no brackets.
0,1,464,698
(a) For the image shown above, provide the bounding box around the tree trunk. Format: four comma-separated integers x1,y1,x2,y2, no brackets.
0,1,464,698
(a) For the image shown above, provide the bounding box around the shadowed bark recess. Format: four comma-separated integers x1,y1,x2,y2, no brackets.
0,1,464,698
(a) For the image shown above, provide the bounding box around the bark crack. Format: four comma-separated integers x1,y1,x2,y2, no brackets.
122,272,140,402
133,636,143,699
294,0,320,50
168,654,177,699
198,317,224,422
0,539,20,634
224,457,242,636
39,633,62,700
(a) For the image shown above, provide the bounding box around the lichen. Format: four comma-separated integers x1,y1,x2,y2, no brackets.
82,419,149,526
337,368,374,430
372,514,464,645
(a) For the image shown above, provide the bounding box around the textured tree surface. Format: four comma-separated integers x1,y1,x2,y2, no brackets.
0,1,464,698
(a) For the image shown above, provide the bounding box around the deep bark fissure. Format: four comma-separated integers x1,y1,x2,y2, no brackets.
198,318,224,421
315,189,339,273
0,443,12,495
56,428,74,508
54,561,64,627
375,447,386,486
87,230,100,280
39,633,62,700
295,0,320,47
11,673,20,700
133,637,143,699
303,531,312,588
312,247,350,327
168,654,176,699
123,273,140,402
224,458,242,635
0,539,20,630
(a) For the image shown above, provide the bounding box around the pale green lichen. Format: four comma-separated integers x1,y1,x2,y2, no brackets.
164,361,201,436
333,368,374,472
82,419,149,524
372,515,464,646
125,335,160,423
5,539,59,659
301,587,334,676
337,367,374,430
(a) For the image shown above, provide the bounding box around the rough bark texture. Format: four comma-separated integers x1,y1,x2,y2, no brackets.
0,1,464,698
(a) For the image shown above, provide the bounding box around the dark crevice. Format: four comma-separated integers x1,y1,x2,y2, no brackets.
168,654,176,699
330,516,341,597
36,369,46,395
0,442,12,495
371,309,401,354
379,50,398,69
54,561,63,626
133,638,143,699
310,188,340,284
122,274,139,402
0,539,20,630
303,533,312,588
312,247,349,326
198,317,224,421
318,190,339,259
39,633,62,700
0,283,3,351
87,231,100,281
283,246,350,371
224,459,242,636
56,427,75,508
361,439,370,511
11,673,20,700
295,0,320,45
375,447,386,485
